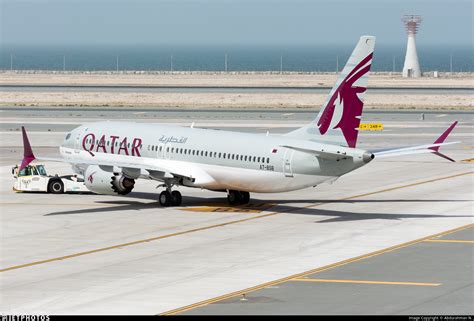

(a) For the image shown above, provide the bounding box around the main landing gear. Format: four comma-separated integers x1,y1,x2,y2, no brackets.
227,190,250,206
158,181,182,207
159,190,182,207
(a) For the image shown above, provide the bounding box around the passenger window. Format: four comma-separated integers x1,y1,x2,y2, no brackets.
205,151,208,157
267,157,270,163
257,157,260,162
171,147,174,153
201,151,204,156
223,153,226,159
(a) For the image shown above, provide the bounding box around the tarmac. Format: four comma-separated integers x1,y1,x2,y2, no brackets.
0,107,473,315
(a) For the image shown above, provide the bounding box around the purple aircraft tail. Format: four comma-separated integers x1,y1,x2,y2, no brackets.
20,126,36,171
285,36,375,148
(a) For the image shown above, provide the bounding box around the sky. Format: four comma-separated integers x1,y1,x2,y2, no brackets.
1,0,472,47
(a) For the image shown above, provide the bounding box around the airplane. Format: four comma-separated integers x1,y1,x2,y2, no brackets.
19,36,459,207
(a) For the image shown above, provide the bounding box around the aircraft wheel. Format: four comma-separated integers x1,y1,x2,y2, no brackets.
159,190,172,207
240,191,250,205
48,180,64,194
171,190,182,206
227,190,242,206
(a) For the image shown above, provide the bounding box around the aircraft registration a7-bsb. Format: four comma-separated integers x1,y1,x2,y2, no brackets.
20,36,459,206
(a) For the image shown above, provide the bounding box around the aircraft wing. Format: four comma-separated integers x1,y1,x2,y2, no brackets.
371,121,460,162
38,155,215,185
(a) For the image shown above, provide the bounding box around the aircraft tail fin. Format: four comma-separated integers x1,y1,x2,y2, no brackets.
20,126,36,171
285,36,375,148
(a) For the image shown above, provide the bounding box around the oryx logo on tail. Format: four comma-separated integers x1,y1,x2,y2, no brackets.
284,36,375,148
317,52,373,148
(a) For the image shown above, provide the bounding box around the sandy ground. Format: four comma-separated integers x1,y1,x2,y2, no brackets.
1,91,473,109
1,71,473,88
1,72,473,109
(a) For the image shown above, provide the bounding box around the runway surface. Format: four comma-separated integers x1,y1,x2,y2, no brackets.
2,85,472,94
0,108,473,314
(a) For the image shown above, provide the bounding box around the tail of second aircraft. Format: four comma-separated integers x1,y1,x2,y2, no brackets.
285,35,375,148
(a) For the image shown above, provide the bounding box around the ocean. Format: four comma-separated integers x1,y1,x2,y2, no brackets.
1,44,472,72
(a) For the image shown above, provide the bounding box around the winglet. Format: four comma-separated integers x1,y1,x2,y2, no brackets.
429,121,458,162
19,126,36,171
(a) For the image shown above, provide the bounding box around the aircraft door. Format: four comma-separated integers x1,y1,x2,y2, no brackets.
158,143,165,159
283,148,294,177
74,127,87,154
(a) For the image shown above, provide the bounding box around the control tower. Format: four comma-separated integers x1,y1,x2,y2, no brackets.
402,15,422,77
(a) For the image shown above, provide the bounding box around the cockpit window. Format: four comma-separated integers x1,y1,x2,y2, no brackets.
65,133,71,140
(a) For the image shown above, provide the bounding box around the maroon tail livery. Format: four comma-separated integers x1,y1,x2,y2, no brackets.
285,36,375,147
20,126,36,171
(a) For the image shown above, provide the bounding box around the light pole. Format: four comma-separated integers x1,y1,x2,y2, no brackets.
280,55,283,74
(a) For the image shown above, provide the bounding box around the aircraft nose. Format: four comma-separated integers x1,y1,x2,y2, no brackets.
362,152,375,163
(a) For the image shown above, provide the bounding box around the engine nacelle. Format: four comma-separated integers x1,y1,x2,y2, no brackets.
84,165,135,195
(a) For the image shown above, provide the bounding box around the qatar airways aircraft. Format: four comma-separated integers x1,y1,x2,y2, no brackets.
20,36,459,206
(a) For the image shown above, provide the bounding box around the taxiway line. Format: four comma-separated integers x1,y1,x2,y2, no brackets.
291,278,441,287
424,239,474,244
1,170,472,273
161,223,473,315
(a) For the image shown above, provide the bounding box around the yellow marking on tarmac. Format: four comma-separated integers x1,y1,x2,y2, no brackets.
183,203,274,213
424,239,474,244
358,123,384,131
1,171,472,274
461,158,474,163
291,278,441,287
161,223,473,315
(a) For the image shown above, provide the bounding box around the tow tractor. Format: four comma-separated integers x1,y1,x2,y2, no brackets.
12,164,90,193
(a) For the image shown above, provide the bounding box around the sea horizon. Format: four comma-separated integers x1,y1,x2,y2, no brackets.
1,44,472,72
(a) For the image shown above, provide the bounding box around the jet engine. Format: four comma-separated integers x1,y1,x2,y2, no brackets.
84,165,135,195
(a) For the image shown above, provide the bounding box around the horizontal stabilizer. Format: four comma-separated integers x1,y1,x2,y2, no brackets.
372,121,459,162
281,144,353,161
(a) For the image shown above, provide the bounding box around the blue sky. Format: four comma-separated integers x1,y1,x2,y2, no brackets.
1,0,472,47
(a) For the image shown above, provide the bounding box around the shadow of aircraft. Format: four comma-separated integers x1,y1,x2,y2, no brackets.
44,196,473,224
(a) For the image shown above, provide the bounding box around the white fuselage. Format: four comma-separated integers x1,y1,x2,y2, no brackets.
60,121,370,193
